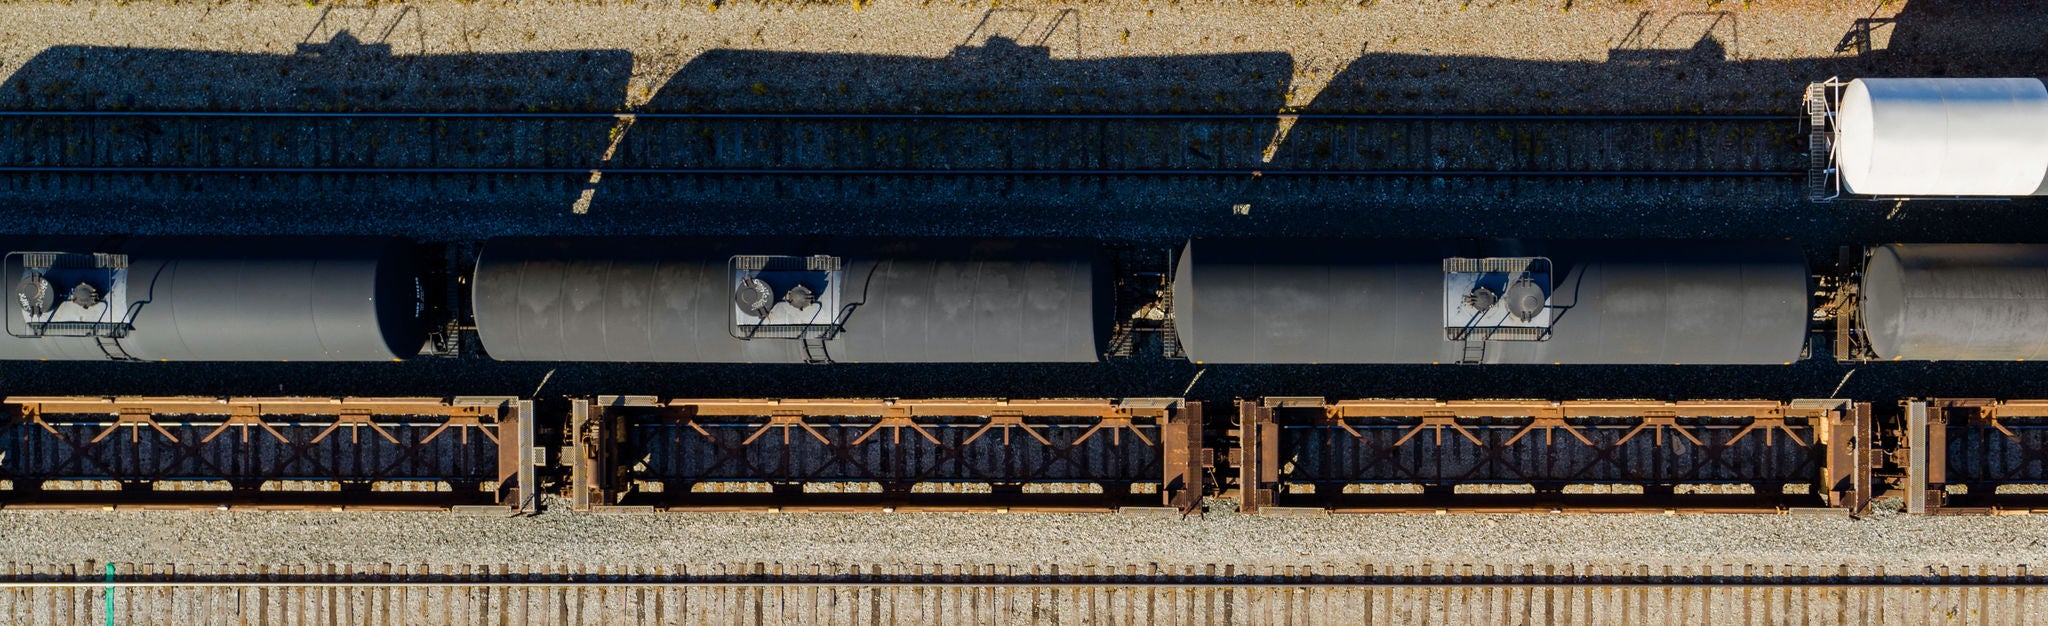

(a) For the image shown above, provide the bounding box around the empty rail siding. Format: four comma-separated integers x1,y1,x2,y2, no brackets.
1,563,2044,625
0,112,1802,177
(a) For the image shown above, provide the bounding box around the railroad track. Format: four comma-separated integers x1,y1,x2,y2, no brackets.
0,562,2040,624
0,112,1802,177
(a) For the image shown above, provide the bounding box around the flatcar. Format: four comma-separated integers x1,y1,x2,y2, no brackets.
5,236,2047,365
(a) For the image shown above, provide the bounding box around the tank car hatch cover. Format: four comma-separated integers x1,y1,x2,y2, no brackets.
1462,286,1497,313
1444,257,1551,341
730,254,845,339
734,277,775,318
6,251,130,339
15,274,51,318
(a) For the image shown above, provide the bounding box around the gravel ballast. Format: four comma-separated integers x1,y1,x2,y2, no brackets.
0,498,2041,571
0,0,2034,115
3,0,2048,579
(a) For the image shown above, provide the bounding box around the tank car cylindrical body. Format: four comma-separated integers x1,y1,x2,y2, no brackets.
1860,244,2048,361
1172,239,1810,365
0,237,422,361
470,237,1110,363
1835,78,2048,197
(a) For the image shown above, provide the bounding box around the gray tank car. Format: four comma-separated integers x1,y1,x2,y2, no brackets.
2,237,422,361
470,237,1110,363
1859,244,2048,361
18,235,2048,367
1171,239,1811,365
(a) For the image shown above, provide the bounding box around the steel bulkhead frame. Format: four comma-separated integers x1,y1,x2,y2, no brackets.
1815,399,1878,514
572,395,655,514
479,397,537,515
1231,399,1284,514
1160,400,1207,513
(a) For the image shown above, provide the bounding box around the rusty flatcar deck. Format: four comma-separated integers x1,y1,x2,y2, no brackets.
10,393,2048,517
569,398,1208,514
0,397,535,513
1230,398,1874,514
1904,399,2048,515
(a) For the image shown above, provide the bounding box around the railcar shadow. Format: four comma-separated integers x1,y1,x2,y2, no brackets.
564,0,2048,244
1247,0,2048,248
637,37,1287,114
572,35,1293,232
0,10,632,236
0,36,629,112
3,1,2038,246
7,1,2048,408
1282,0,2047,118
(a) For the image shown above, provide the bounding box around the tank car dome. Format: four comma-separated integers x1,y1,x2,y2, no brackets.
1835,78,2048,196
471,237,1110,363
0,237,423,361
1861,244,2048,361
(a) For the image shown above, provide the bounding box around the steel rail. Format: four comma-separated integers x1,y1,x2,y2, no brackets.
0,167,1801,176
1,579,2042,589
0,111,1795,121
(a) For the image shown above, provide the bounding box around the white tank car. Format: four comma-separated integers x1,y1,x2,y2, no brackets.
1835,78,2048,197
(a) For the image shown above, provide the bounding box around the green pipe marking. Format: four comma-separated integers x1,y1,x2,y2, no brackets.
103,563,114,626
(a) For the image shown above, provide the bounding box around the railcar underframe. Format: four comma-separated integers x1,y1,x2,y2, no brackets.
1229,398,1879,515
1903,399,2048,515
568,398,1209,514
0,396,536,512
1,393,2041,517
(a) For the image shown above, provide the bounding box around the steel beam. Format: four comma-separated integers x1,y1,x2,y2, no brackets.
1316,399,1807,419
645,398,1181,419
1817,399,1877,514
1231,401,1279,514
1907,401,1930,515
569,400,605,513
1161,402,1206,513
